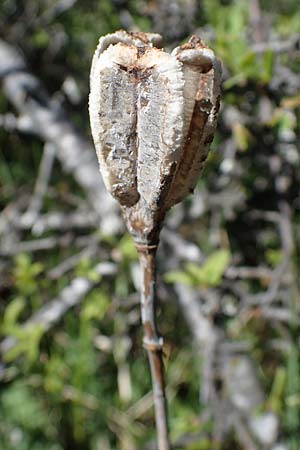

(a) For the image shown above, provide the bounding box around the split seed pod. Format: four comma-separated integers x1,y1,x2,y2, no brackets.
89,30,221,246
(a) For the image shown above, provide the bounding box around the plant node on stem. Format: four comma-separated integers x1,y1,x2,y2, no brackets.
136,242,170,450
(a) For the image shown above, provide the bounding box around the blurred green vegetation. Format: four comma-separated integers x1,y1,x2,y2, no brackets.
0,0,300,449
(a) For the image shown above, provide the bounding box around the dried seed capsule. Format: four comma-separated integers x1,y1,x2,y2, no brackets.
89,31,221,245
166,41,221,208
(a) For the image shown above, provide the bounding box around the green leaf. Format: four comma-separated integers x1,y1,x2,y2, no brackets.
266,249,283,267
14,253,43,296
240,51,256,70
187,439,212,450
4,324,45,363
117,234,138,261
44,355,69,394
268,366,286,413
81,290,110,322
31,28,50,48
223,73,246,89
75,258,101,282
262,49,275,83
2,297,25,333
165,250,231,288
186,249,231,287
1,380,48,431
164,271,195,286
233,123,251,152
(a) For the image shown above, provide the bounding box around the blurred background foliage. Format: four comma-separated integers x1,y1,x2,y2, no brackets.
0,0,300,449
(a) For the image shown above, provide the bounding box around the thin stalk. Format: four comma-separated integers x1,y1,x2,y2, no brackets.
137,244,170,450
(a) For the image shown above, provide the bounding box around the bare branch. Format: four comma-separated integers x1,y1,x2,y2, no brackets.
0,38,120,234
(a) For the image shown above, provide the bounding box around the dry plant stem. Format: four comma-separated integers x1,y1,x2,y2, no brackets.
137,245,170,450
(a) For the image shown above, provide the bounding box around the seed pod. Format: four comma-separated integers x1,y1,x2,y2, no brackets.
89,30,221,245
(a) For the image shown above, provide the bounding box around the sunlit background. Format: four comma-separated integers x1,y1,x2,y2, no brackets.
0,1,300,449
